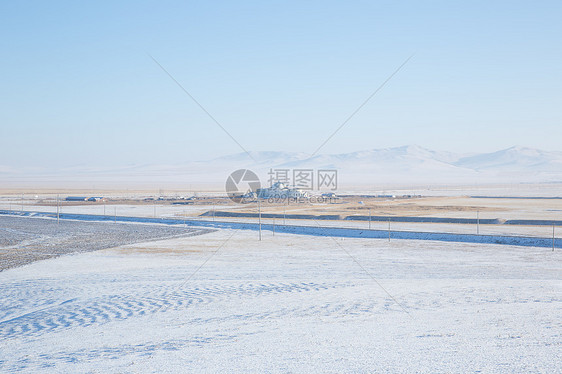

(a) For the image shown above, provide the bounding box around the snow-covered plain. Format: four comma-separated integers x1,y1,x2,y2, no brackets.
0,227,560,373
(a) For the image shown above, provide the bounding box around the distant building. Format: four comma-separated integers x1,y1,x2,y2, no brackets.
65,196,88,201
66,196,104,202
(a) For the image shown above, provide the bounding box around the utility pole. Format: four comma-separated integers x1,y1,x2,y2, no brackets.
388,218,391,242
258,198,262,241
477,210,480,235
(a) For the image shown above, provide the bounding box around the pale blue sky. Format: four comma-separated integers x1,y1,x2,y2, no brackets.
1,1,561,168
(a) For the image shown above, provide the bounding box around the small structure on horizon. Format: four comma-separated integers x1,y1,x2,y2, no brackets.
66,196,105,202
65,196,88,202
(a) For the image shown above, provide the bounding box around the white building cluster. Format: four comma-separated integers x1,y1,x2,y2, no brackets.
256,182,309,199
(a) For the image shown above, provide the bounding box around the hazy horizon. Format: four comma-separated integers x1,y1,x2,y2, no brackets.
1,143,560,168
2,144,562,190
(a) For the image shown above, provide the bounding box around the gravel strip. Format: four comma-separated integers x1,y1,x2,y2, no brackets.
0,215,215,271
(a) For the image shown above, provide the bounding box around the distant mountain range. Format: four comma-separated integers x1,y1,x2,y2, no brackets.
2,146,562,187
200,145,562,185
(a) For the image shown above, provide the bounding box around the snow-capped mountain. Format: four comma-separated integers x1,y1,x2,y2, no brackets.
1,146,562,187
205,145,562,184
275,145,460,169
454,146,562,171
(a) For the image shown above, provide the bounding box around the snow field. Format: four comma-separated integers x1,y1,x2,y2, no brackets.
0,228,560,373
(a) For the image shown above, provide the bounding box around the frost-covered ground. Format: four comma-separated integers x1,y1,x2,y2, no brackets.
0,228,560,373
0,216,213,271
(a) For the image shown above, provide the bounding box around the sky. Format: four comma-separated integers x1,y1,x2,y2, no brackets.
1,0,561,168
